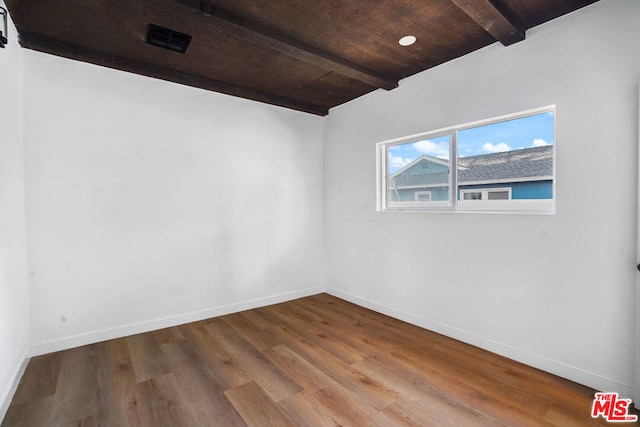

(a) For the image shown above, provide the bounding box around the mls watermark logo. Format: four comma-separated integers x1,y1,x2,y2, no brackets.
591,392,638,422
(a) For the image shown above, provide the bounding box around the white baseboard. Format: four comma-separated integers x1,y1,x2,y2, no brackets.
326,286,634,398
0,350,29,423
30,285,324,356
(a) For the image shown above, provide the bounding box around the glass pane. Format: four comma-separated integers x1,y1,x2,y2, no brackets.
488,190,509,200
463,192,482,200
457,112,554,206
387,135,451,204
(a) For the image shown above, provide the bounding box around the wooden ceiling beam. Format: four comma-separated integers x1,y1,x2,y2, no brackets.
17,31,329,116
173,0,398,91
449,0,525,46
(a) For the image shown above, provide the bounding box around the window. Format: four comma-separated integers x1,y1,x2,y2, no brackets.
487,190,510,200
462,191,482,200
377,106,555,213
460,188,511,201
415,191,432,202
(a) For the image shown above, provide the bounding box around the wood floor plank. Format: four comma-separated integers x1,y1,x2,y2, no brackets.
127,332,170,383
178,322,253,390
383,394,502,427
277,391,353,427
152,326,185,346
240,307,281,330
93,338,137,427
76,415,99,427
9,352,62,406
354,353,552,426
266,324,398,410
205,318,302,402
160,339,247,426
1,396,54,427
3,294,617,426
382,344,554,419
47,344,101,425
129,373,202,427
225,381,298,427
259,304,370,364
262,345,400,427
222,312,281,350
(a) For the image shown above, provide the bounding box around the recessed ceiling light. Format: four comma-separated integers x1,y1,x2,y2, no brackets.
399,35,416,46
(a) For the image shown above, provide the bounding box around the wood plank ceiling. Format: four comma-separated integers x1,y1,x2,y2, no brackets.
5,0,598,116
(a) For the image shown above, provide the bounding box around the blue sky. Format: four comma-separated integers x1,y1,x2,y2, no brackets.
388,112,554,173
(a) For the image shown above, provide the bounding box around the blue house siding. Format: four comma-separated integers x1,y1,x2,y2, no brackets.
458,180,552,200
390,180,552,203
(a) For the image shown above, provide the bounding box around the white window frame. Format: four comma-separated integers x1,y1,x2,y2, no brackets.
376,105,556,214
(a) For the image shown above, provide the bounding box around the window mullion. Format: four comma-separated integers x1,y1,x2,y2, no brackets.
451,131,458,209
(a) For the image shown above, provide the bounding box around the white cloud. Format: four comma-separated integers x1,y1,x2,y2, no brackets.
481,142,511,153
413,140,449,159
388,154,412,169
532,138,549,147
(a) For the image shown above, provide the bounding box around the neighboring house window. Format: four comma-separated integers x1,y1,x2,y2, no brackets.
415,191,432,202
460,188,511,201
376,106,555,213
462,191,482,200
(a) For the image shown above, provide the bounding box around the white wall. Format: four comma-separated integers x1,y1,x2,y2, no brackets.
325,0,640,396
0,1,30,418
23,52,325,354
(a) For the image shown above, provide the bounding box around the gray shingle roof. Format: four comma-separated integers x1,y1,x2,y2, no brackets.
391,145,553,188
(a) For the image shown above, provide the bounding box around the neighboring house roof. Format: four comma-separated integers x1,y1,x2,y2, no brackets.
391,145,553,188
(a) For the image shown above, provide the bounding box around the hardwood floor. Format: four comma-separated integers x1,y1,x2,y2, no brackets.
2,294,627,426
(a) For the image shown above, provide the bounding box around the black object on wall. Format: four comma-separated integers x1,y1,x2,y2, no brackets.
0,7,7,48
